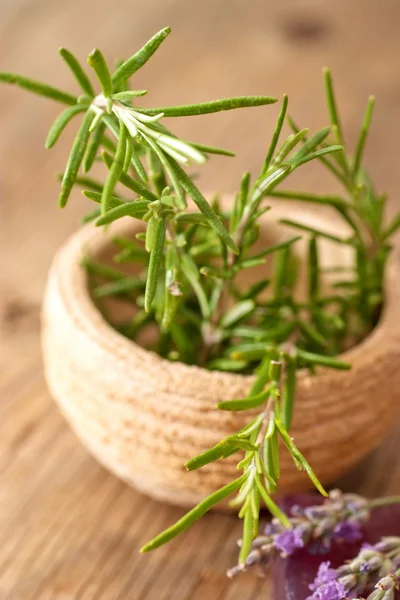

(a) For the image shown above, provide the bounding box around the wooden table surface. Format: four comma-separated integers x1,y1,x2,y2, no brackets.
1,1,400,598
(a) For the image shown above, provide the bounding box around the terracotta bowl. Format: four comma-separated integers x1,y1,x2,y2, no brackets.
41,202,400,508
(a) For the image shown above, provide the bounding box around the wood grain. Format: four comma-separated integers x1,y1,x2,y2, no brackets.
0,1,399,598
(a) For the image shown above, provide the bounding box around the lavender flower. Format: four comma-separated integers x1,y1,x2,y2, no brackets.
227,489,370,577
307,538,400,600
333,521,363,543
309,562,339,591
274,527,304,556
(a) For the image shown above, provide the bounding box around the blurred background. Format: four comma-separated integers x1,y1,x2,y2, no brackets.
1,1,399,598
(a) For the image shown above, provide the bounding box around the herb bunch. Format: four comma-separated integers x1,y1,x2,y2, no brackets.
2,27,399,570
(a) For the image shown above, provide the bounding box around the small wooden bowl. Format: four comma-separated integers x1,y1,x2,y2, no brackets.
41,203,400,508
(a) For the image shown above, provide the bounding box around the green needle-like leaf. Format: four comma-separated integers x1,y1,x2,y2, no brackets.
273,129,308,166
101,121,127,214
45,105,86,148
296,348,351,370
169,159,238,253
144,217,166,312
140,96,277,117
59,109,94,207
308,236,319,300
249,235,301,261
142,133,185,209
217,388,271,411
111,90,148,101
140,474,247,552
262,94,288,175
95,200,149,225
59,47,94,97
220,300,255,329
82,190,125,209
239,508,254,566
254,474,291,527
87,49,113,97
279,218,352,245
185,439,239,471
275,418,328,497
280,353,297,430
112,26,171,87
93,277,144,298
383,213,400,240
353,96,375,178
291,145,344,168
189,141,235,157
181,254,211,320
0,72,77,105
288,126,331,164
269,189,348,209
83,121,106,172
102,151,157,201
323,67,345,147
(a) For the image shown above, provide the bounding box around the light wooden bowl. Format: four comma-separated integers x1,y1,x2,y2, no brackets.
41,202,400,508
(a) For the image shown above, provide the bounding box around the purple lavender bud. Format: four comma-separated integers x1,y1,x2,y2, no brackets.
333,521,363,543
274,527,304,556
360,561,371,573
308,562,338,590
306,580,347,600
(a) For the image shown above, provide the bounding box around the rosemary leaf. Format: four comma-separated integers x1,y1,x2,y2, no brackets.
112,27,171,86
279,218,352,245
217,388,271,411
59,109,94,207
93,277,144,298
239,508,254,566
102,151,157,201
291,145,344,168
353,96,375,178
83,121,106,172
261,94,288,175
0,72,77,105
140,474,247,552
383,213,400,240
207,358,248,372
142,133,185,208
82,190,125,209
288,126,331,164
101,121,127,213
111,90,148,100
269,189,347,209
254,474,291,527
45,105,86,149
249,235,301,261
130,144,148,182
140,96,277,117
220,300,255,328
189,141,235,157
169,159,238,253
323,67,345,147
87,48,113,98
280,353,297,430
144,217,166,312
275,418,328,497
161,244,182,330
296,348,351,370
59,47,94,97
95,200,149,225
